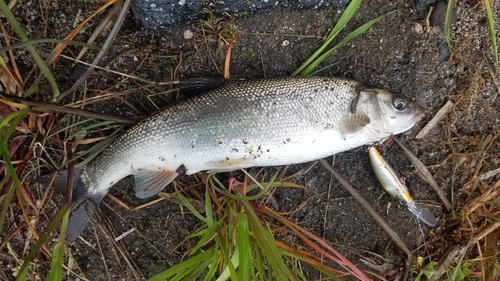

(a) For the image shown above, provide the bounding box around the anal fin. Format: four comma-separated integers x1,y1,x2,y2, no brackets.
133,169,178,198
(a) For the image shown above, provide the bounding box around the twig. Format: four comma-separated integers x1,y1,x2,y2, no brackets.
425,6,433,33
319,159,413,262
416,100,454,139
394,139,452,211
114,227,136,242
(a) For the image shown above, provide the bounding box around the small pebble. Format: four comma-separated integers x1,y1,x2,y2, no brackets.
69,65,87,81
437,41,451,62
183,29,194,39
416,0,437,17
414,22,423,34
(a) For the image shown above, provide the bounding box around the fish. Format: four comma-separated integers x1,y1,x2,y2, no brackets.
368,146,437,227
60,77,425,241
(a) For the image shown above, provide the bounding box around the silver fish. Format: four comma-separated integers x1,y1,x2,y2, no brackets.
368,146,437,227
62,77,425,240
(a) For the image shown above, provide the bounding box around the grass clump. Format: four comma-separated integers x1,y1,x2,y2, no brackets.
292,0,395,77
445,0,498,66
149,171,370,280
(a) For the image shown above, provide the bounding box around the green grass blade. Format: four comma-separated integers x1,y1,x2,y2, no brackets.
0,0,60,98
147,248,215,281
284,255,308,281
0,108,28,145
0,108,29,235
208,171,289,201
174,183,206,223
241,200,292,280
47,118,94,138
236,213,251,281
70,120,116,139
205,184,215,228
0,38,99,54
444,0,455,50
291,0,362,76
0,171,19,234
186,226,209,239
280,248,341,280
300,10,397,76
73,125,123,165
484,0,498,67
203,241,221,281
188,227,216,255
184,255,214,281
46,242,64,281
254,247,266,281
47,208,70,281
217,227,239,281
16,204,70,281
216,247,240,281
169,270,190,281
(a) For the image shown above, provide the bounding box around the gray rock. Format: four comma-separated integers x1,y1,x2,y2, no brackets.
415,0,436,17
132,0,351,30
430,2,457,28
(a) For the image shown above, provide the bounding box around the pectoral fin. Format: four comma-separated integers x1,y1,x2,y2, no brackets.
340,111,371,135
133,169,178,198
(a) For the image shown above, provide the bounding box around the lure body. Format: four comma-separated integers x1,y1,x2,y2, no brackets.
368,146,437,226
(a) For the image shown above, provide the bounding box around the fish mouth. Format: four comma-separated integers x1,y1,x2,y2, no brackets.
411,105,425,123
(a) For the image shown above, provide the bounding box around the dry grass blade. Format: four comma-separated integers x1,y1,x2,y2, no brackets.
262,206,371,280
319,159,412,261
0,0,59,98
49,0,118,64
0,20,24,91
1,94,138,124
0,56,24,92
394,138,452,211
465,181,499,215
416,100,454,139
429,221,500,281
59,0,131,102
223,32,241,79
479,167,500,181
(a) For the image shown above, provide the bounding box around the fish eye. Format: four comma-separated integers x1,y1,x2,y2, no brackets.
392,98,406,110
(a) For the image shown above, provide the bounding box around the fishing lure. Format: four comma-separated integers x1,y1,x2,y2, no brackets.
368,146,437,227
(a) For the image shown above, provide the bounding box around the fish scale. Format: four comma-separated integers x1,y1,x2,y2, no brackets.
62,76,425,241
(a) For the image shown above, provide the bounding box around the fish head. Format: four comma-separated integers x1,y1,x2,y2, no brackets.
356,88,425,135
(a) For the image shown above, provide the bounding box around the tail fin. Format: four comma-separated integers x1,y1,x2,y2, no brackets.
407,201,437,227
53,168,104,242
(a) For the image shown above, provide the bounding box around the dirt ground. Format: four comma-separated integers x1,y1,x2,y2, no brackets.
1,0,498,280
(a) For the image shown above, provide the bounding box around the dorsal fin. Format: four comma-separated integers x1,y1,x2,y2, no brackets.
133,169,178,198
